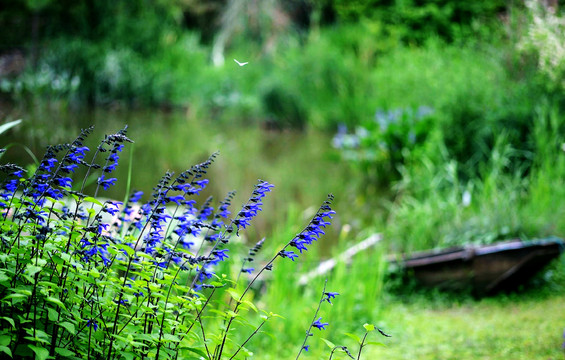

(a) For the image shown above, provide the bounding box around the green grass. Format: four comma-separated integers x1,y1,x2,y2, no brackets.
383,104,565,253
369,294,565,360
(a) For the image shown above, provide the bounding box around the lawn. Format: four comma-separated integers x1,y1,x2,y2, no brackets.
370,294,565,360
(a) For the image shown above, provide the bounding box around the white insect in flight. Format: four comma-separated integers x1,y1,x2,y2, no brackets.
234,59,249,67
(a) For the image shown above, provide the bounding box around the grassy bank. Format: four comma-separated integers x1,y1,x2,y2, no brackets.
370,294,565,359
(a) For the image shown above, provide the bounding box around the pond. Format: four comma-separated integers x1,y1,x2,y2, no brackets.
0,105,382,252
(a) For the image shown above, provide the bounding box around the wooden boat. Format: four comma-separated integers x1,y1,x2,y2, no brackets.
398,237,565,295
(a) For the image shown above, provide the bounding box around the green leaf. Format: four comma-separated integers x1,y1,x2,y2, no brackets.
88,268,100,279
321,338,336,349
25,264,43,277
181,347,209,358
83,197,103,206
0,335,11,346
344,332,361,344
226,289,241,301
241,300,258,313
163,334,180,343
59,322,76,335
25,329,50,344
54,347,75,357
28,344,49,360
121,352,135,360
3,293,29,301
365,341,386,347
0,271,10,283
0,345,12,358
46,297,67,311
267,312,284,319
363,323,375,332
118,244,135,257
0,317,15,329
47,308,59,322
0,119,22,136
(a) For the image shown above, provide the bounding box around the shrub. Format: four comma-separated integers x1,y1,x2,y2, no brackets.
0,125,388,359
518,0,565,93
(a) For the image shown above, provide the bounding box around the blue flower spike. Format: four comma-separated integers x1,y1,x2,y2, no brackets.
324,291,340,305
312,317,329,330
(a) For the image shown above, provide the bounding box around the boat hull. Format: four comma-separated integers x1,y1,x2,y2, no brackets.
400,238,565,295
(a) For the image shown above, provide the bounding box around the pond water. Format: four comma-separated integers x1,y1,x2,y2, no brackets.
1,106,380,250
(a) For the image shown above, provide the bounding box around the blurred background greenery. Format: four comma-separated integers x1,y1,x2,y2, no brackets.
1,0,565,358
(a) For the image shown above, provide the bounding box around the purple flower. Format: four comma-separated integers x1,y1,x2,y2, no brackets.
55,176,73,187
233,180,274,233
60,163,78,173
129,190,144,203
67,146,88,163
103,162,118,173
289,195,335,254
4,179,18,192
97,174,117,190
212,249,229,261
86,319,99,331
312,317,329,330
103,201,122,216
279,250,298,261
324,292,339,304
167,195,185,205
40,157,58,172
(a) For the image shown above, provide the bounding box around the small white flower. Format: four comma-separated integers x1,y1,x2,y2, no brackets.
462,190,472,207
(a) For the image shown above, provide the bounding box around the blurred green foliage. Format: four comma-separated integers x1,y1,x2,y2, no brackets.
3,0,565,257
330,0,508,42
0,0,544,112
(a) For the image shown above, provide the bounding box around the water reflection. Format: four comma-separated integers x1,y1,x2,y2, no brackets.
0,107,368,251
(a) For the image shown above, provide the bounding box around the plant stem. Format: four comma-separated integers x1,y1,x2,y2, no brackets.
356,332,369,360
296,279,328,360
228,317,268,360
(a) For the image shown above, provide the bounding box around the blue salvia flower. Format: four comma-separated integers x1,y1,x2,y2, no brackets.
289,194,335,254
40,156,58,173
324,292,339,305
232,180,274,234
19,207,47,224
93,127,132,193
82,239,111,266
60,163,78,174
197,198,214,222
129,190,144,203
54,176,73,188
102,201,122,216
166,195,185,206
279,250,298,261
66,145,89,164
97,174,117,191
172,202,199,249
240,238,264,275
0,165,24,207
312,317,329,330
173,179,209,196
119,190,144,227
97,223,110,234
212,249,229,262
103,144,124,173
86,319,99,331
